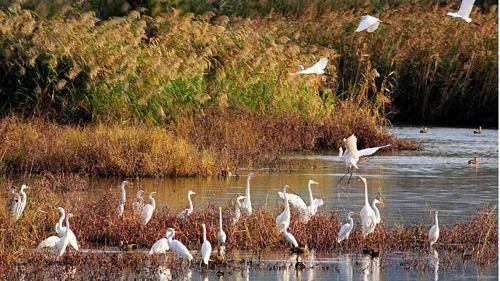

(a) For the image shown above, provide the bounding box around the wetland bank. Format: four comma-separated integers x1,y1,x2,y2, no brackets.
0,0,498,280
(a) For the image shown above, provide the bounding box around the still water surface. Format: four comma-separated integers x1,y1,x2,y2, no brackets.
87,126,498,225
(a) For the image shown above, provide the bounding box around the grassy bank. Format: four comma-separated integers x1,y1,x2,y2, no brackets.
0,184,497,268
0,112,413,177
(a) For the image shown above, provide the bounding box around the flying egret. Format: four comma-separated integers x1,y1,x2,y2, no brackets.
474,126,482,134
54,207,79,251
217,207,226,246
141,192,157,225
337,212,355,243
447,0,476,23
166,228,193,262
290,57,329,75
241,173,255,215
132,190,145,215
230,195,246,226
201,223,212,267
276,185,291,232
12,184,29,222
359,176,376,237
117,181,131,216
338,134,390,184
355,15,383,33
54,213,74,257
37,207,66,249
177,191,196,219
428,210,440,248
149,229,170,255
278,180,323,223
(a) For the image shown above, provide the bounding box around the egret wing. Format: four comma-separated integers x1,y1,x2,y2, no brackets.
357,144,391,157
170,240,193,260
141,204,154,225
355,16,379,32
308,57,328,72
277,192,308,214
457,0,475,17
345,134,358,154
337,223,352,242
201,240,212,264
68,229,79,251
284,231,299,248
38,236,60,249
149,238,169,255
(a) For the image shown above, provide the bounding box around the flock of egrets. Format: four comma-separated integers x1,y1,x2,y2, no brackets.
6,133,441,268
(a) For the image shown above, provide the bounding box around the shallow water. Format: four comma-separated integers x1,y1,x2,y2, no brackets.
82,126,498,225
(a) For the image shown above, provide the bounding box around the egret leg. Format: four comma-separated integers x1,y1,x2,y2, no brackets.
347,169,353,184
337,168,350,185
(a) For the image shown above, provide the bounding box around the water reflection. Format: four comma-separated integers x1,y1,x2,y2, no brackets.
429,250,439,281
360,255,381,281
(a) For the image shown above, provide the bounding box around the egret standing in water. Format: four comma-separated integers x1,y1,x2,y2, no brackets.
339,135,390,184
201,223,212,267
141,192,157,225
166,228,193,262
117,181,131,216
217,207,226,246
447,0,476,23
230,195,246,226
428,210,440,249
278,180,323,223
12,184,29,222
355,15,383,32
289,58,328,75
359,177,376,237
337,212,355,243
474,126,482,134
241,173,255,215
276,185,291,232
149,229,170,255
177,191,196,219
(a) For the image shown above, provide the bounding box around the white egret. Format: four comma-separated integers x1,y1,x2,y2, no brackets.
201,223,212,267
355,15,382,33
55,207,79,251
12,184,29,222
278,180,323,222
275,185,291,232
132,189,145,215
447,0,476,23
55,213,74,257
149,229,170,255
338,134,390,184
116,180,130,216
359,176,376,237
217,207,226,246
420,127,428,133
166,228,193,261
241,173,255,215
474,126,482,134
428,210,440,248
337,212,355,243
177,191,196,219
37,207,66,249
141,192,157,225
372,194,384,225
230,195,246,226
290,57,328,75
283,229,299,248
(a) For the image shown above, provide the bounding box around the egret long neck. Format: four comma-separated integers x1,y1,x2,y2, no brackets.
308,183,314,206
150,195,156,209
434,213,439,228
372,200,380,221
339,147,343,158
58,210,65,228
202,225,207,241
188,194,193,211
245,177,251,200
219,208,223,231
284,188,289,214
20,187,27,203
348,216,353,226
120,183,126,202
64,216,71,236
364,181,369,206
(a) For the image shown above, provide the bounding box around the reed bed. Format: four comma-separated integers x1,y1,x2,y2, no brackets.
1,185,496,269
0,115,414,177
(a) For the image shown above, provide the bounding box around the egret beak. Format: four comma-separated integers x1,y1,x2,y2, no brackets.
311,181,319,185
